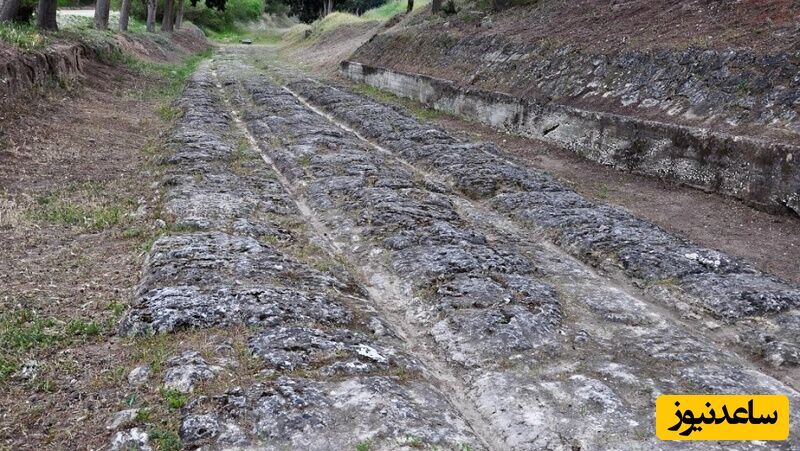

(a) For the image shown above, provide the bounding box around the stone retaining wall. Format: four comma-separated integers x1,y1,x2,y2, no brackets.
341,60,800,216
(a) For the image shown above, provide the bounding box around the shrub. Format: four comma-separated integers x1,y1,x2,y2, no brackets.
122,0,265,32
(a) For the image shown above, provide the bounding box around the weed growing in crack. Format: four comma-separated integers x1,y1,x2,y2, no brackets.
135,408,152,423
157,105,183,123
149,428,182,451
352,84,449,122
402,434,425,448
132,334,172,374
297,154,313,167
596,184,611,200
160,388,189,409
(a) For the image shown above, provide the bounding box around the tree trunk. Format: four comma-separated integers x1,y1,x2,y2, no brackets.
406,0,413,13
161,0,174,32
94,0,110,30
175,0,184,29
146,0,156,32
119,0,131,31
0,0,20,22
491,0,508,12
35,0,57,30
431,0,441,13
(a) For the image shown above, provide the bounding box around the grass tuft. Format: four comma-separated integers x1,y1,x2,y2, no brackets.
160,387,189,409
66,319,102,337
149,427,182,451
0,22,47,51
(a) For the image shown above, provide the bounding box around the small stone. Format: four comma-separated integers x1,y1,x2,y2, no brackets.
154,219,167,229
106,409,139,431
19,360,40,380
163,351,221,393
128,366,151,386
111,428,151,451
180,414,220,447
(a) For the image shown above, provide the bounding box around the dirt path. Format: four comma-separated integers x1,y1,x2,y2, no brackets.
0,54,209,450
104,46,800,450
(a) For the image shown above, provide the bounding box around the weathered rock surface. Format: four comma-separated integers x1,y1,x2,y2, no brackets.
340,61,800,216
114,49,800,450
352,30,800,137
117,62,487,450
289,77,800,376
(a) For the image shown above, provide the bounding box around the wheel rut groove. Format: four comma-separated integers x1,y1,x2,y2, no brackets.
212,62,502,450
112,47,800,450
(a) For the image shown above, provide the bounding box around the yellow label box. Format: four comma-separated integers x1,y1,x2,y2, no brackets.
656,395,789,440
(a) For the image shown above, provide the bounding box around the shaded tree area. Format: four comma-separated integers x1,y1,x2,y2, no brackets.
0,0,225,31
1,0,57,29
286,0,386,23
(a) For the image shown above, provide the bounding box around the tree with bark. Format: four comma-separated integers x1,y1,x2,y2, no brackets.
119,0,132,31
431,0,440,13
162,0,174,32
491,0,508,12
406,0,412,13
94,0,111,29
175,0,185,29
0,0,21,23
146,0,157,32
36,0,57,30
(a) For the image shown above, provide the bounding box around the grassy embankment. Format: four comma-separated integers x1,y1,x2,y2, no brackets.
202,0,429,45
1,17,212,448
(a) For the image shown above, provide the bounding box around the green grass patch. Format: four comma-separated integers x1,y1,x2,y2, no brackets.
26,180,135,231
66,319,102,337
0,356,17,382
352,83,448,122
134,407,152,422
206,26,285,44
108,300,128,319
30,194,129,230
98,47,213,100
157,104,182,122
363,0,427,20
149,427,182,451
0,22,48,51
131,333,173,374
0,308,104,383
0,309,63,353
160,387,189,409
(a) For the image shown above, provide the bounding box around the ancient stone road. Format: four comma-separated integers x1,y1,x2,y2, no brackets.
113,48,800,450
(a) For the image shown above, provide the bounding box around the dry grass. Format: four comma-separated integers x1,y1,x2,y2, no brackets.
0,49,211,449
